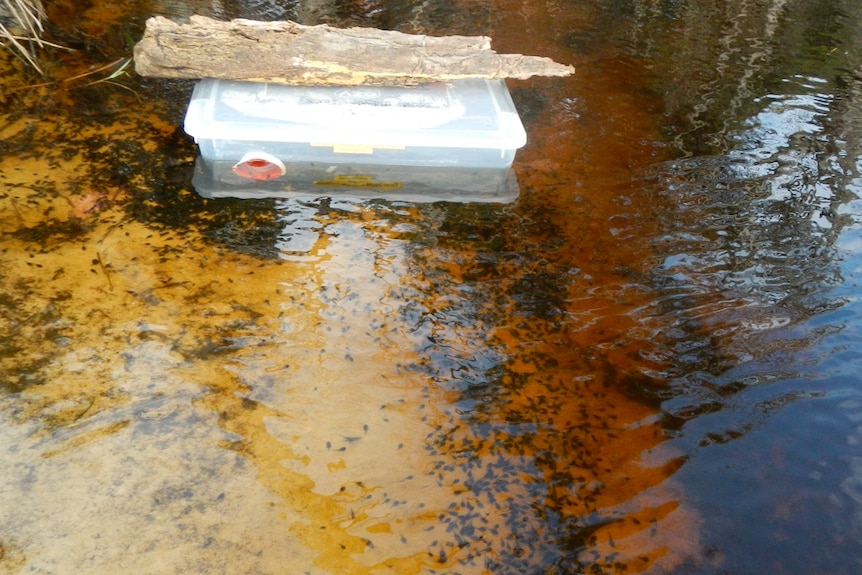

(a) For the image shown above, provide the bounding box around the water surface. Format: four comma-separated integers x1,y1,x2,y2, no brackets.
2,0,862,574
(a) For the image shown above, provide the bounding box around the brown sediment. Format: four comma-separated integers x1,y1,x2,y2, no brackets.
1,2,702,574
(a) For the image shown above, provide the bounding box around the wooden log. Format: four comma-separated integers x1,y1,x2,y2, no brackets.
133,15,574,86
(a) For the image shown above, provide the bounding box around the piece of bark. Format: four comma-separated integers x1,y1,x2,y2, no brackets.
133,15,574,86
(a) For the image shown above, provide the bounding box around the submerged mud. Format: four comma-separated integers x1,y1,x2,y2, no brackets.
5,0,862,574
0,2,701,572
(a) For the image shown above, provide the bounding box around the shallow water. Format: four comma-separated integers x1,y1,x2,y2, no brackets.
2,0,862,573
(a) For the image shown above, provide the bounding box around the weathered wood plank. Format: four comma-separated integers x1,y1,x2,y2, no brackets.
133,15,574,86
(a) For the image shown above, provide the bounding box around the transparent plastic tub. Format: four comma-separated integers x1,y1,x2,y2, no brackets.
190,157,520,204
184,78,527,171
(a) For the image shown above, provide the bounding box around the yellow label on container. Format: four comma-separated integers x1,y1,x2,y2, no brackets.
313,175,403,190
310,143,406,154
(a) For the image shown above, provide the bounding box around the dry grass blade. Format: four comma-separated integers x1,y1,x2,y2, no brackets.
0,0,47,73
6,57,135,97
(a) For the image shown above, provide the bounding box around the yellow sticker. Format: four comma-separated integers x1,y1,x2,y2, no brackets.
310,143,406,154
313,174,403,190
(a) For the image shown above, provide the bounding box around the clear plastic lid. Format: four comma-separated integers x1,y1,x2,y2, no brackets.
184,78,527,150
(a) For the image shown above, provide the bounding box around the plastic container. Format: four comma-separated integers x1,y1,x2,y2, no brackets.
190,157,519,204
183,78,527,172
